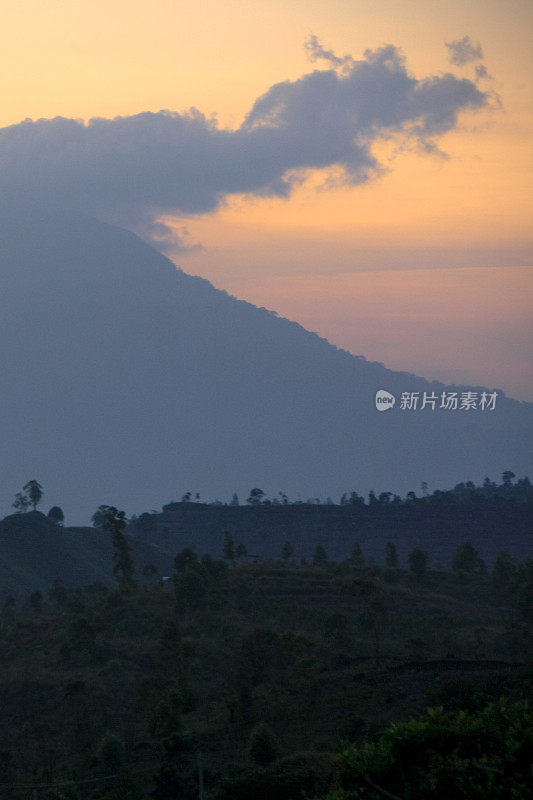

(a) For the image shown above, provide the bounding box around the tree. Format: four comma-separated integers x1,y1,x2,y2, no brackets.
49,577,68,607
336,700,532,799
367,599,387,668
174,547,198,573
368,490,379,506
324,613,351,649
23,480,43,510
452,542,484,574
1,595,16,629
312,544,328,567
249,723,279,765
492,551,517,595
151,764,184,799
246,488,265,506
2,595,16,616
517,581,533,622
98,506,135,591
12,492,30,513
97,731,124,773
409,548,428,580
29,590,43,615
349,491,365,506
281,541,294,561
47,506,64,526
91,507,107,527
223,531,235,562
351,542,365,568
502,470,516,487
230,493,239,506
235,542,247,558
174,565,208,611
385,541,398,568
62,617,96,658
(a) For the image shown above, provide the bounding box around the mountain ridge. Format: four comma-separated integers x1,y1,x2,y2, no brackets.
0,212,531,524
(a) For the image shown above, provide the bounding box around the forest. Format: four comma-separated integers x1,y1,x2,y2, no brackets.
0,475,531,798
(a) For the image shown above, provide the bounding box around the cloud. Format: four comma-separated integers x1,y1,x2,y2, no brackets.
446,35,483,66
475,63,492,81
304,34,355,74
0,40,492,241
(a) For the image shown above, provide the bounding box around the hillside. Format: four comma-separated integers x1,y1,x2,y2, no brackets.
134,482,533,565
1,475,530,602
0,211,531,523
0,558,530,797
0,511,173,600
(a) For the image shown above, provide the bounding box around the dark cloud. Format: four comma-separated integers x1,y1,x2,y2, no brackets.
0,40,491,241
446,36,483,66
475,63,491,81
304,34,355,73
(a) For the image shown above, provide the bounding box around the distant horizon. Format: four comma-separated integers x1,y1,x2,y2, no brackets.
4,468,531,529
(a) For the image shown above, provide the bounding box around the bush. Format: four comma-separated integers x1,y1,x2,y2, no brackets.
97,730,125,773
249,723,279,765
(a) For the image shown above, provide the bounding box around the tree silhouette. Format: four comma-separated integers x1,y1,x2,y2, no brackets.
97,730,125,773
223,531,235,562
246,488,265,505
502,470,516,488
91,507,108,527
174,547,198,573
29,590,43,615
351,542,365,568
98,506,135,591
23,480,43,510
313,544,328,566
385,542,398,568
12,492,30,513
368,599,387,668
492,551,517,596
282,541,294,561
409,548,428,580
249,723,279,765
47,506,64,526
452,541,484,574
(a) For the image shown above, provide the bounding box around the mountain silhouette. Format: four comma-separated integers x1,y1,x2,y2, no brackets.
0,211,531,523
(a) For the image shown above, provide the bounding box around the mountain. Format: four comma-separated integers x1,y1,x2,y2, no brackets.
0,211,531,524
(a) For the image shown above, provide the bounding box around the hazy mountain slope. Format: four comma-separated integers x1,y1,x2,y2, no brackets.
0,212,531,523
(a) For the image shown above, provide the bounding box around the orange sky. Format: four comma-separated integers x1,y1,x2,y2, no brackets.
1,0,532,398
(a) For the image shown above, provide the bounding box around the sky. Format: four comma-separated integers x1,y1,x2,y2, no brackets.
1,0,532,399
